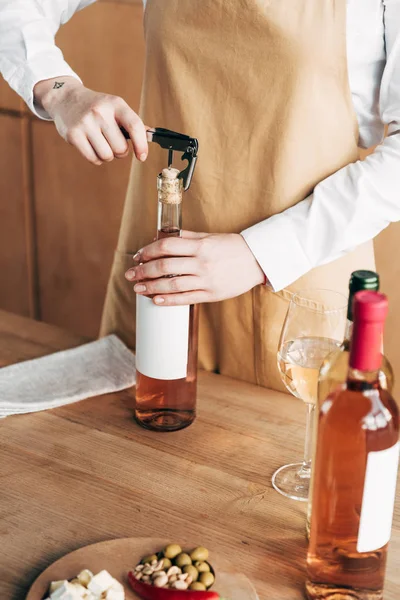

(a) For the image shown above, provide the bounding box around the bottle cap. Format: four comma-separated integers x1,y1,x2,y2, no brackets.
347,270,379,321
350,291,388,372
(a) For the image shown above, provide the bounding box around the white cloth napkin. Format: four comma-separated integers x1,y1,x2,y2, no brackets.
0,334,136,418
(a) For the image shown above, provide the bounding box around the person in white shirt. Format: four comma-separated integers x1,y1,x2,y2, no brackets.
1,0,399,390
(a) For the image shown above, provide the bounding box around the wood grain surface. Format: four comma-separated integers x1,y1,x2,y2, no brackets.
0,311,399,600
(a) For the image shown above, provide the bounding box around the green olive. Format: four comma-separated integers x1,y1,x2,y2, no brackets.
190,546,209,562
194,561,210,573
141,554,158,564
174,552,192,568
189,582,207,591
163,544,182,560
161,557,172,570
199,571,215,589
183,565,199,582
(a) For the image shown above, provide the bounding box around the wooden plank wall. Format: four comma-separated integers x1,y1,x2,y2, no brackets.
0,1,399,389
0,0,145,336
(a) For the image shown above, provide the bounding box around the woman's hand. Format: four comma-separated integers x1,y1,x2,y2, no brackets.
34,76,148,165
125,231,266,305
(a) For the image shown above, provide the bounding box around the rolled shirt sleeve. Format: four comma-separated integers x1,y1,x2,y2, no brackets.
242,0,400,292
0,0,97,119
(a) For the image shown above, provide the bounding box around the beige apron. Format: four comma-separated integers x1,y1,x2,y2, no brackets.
100,0,375,392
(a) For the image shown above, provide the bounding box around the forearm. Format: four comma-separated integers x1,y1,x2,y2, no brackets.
0,1,88,119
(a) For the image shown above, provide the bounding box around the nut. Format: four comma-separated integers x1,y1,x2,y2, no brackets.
195,561,211,573
178,573,189,581
134,565,144,572
168,575,178,584
153,574,169,588
141,575,151,583
171,580,189,590
152,571,166,580
142,566,154,575
167,566,182,577
134,572,143,581
154,560,165,572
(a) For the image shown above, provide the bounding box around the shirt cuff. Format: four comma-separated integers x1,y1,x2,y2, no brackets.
241,212,312,292
9,54,82,120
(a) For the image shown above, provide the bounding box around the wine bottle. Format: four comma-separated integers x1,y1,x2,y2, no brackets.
306,291,400,600
306,271,394,536
135,168,199,432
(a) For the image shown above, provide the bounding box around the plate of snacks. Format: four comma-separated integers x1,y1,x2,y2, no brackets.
26,538,259,600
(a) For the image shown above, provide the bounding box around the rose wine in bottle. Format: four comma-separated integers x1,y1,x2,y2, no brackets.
306,291,399,600
135,168,199,432
306,271,394,535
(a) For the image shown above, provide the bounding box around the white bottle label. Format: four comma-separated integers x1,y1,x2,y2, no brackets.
136,294,190,380
357,441,400,553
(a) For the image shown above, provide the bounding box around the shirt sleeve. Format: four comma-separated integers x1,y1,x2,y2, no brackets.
242,0,400,293
0,0,97,120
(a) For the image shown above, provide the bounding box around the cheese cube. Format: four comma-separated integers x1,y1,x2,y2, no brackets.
50,581,81,600
77,569,93,587
50,581,67,594
87,571,115,595
70,582,89,598
104,581,124,600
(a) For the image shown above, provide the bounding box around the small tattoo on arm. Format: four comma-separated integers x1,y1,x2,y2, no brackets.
53,81,65,89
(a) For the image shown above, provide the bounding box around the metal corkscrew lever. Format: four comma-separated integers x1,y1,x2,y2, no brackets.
121,126,199,191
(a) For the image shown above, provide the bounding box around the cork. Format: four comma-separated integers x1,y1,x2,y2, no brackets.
158,167,183,205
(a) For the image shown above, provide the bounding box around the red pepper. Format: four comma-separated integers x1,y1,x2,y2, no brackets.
128,571,221,600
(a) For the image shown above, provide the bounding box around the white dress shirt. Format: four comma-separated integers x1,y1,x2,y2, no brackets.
1,0,400,292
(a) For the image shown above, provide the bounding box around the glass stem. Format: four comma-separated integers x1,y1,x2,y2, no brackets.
299,403,315,478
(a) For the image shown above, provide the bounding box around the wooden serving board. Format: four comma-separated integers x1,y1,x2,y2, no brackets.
26,537,259,600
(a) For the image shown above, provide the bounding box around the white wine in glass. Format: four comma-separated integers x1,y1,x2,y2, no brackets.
272,289,347,501
278,336,340,405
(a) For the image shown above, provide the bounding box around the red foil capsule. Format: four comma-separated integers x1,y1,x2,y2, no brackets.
349,291,388,372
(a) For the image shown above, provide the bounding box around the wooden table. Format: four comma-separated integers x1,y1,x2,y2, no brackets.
0,311,399,600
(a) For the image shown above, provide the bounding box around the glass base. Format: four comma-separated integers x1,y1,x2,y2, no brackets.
305,580,383,600
272,462,310,501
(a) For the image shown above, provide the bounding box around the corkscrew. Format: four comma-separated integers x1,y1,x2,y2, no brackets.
121,126,199,191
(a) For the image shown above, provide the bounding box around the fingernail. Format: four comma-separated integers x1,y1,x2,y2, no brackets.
133,250,142,261
134,284,146,293
154,297,165,305
125,269,135,280
139,153,147,162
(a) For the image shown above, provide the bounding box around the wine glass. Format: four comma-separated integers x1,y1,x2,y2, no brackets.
272,289,347,501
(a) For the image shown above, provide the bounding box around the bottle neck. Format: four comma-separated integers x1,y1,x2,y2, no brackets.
156,171,183,238
349,318,384,372
157,201,182,238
